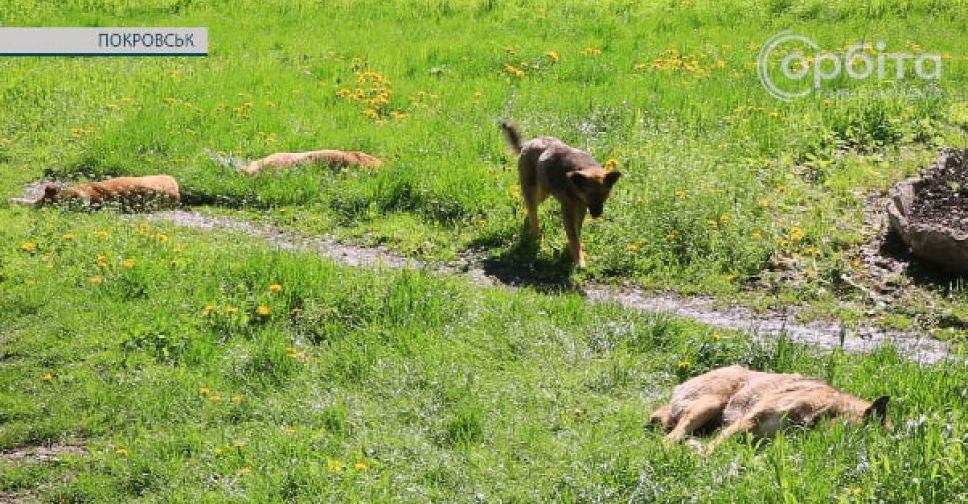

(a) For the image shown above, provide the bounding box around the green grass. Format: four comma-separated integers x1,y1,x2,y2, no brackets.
2,208,966,502
1,0,968,501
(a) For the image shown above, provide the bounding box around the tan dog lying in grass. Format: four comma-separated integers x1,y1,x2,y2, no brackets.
22,175,180,211
242,150,383,176
501,121,621,268
650,365,890,452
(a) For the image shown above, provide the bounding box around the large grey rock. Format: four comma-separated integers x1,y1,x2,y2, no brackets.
887,149,968,275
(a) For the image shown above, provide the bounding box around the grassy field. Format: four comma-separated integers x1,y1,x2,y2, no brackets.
1,0,967,501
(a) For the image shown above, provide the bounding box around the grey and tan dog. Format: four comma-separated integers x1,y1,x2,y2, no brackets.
650,365,890,452
501,121,621,267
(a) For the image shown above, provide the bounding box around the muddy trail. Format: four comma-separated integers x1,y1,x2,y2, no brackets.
144,210,957,365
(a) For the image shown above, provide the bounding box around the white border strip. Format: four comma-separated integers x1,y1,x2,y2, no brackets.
0,28,207,56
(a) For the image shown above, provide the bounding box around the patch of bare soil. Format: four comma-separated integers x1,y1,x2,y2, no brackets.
0,444,86,464
146,210,955,364
0,491,38,504
910,148,968,234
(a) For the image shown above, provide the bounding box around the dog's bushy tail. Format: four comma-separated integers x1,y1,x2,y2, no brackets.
500,120,523,155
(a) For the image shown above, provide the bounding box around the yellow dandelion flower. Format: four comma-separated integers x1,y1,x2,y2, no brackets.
155,233,169,242
677,360,691,370
257,305,270,317
239,465,253,475
727,273,737,282
719,214,731,225
209,394,221,402
122,258,135,269
224,306,239,314
354,462,369,471
269,284,283,293
163,97,177,105
715,60,726,69
751,230,763,241
823,98,833,106
675,190,686,198
769,111,780,119
327,460,344,472
96,230,109,239
115,447,129,457
90,276,103,285
289,307,302,316
21,242,36,252
665,229,679,241
626,243,639,251
285,427,297,435
712,332,722,341
233,440,246,449
758,198,771,208
604,158,620,171
42,372,54,381
790,226,804,242
634,63,648,72
62,233,76,241
580,47,602,56
545,50,559,63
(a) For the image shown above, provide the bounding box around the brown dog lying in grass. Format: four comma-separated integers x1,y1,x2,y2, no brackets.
501,121,621,268
21,175,180,212
242,150,383,176
650,365,890,452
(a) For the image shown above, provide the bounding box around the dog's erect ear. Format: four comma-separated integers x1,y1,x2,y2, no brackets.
604,170,622,188
568,171,589,188
864,396,890,422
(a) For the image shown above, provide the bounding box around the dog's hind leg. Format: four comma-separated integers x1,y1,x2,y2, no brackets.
649,403,674,432
702,415,757,454
517,157,542,235
665,395,726,441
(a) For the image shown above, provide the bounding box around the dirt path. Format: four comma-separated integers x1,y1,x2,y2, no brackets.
146,210,956,364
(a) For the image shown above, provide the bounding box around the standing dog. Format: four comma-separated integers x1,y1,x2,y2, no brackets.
650,365,890,452
25,175,180,212
501,121,621,268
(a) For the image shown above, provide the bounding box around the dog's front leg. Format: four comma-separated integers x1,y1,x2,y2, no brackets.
562,205,586,268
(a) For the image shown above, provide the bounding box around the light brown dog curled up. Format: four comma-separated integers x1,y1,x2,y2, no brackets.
650,365,889,452
501,121,621,268
22,175,180,211
242,150,384,176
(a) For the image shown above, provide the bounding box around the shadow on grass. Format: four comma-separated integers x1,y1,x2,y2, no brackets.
470,222,583,293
